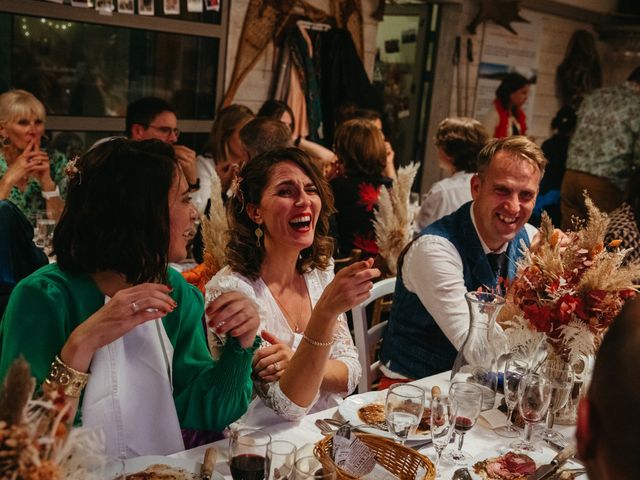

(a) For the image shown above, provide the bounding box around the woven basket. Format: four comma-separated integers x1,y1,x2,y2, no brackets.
314,433,436,480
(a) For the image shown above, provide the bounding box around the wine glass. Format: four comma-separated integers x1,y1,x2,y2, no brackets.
430,395,458,478
495,357,528,438
229,428,271,480
293,456,336,479
266,440,297,480
510,372,551,453
539,362,573,443
384,383,425,445
445,382,482,465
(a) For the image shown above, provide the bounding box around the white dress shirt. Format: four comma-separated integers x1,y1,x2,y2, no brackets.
381,203,537,379
415,171,474,231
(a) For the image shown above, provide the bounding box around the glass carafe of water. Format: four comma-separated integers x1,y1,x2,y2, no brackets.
450,291,505,410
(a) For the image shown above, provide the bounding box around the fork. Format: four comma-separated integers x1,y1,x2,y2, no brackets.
323,417,389,432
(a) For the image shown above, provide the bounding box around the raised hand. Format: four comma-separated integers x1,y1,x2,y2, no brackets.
173,145,198,186
252,331,294,382
205,291,261,349
61,283,177,372
315,258,381,319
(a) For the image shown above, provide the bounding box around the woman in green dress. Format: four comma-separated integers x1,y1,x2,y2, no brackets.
0,138,261,458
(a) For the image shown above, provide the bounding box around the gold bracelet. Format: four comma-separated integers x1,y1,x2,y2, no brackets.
302,333,335,347
44,355,90,398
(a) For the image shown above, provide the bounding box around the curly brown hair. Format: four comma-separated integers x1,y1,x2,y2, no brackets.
225,148,335,280
433,117,488,173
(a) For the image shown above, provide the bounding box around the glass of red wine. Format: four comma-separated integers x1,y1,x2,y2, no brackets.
229,428,272,480
445,382,483,465
510,372,551,453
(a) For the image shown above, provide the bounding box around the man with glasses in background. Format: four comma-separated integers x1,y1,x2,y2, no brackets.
126,97,199,192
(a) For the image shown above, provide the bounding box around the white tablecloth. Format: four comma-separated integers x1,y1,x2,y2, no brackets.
171,371,585,478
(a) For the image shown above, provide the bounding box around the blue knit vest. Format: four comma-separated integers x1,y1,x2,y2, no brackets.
379,202,531,379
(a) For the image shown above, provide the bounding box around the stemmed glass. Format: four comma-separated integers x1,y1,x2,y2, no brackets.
265,440,297,480
495,357,529,438
511,372,551,453
384,383,425,445
445,383,482,465
430,396,458,478
229,428,272,480
539,363,573,443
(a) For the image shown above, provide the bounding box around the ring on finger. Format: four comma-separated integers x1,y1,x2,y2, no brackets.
274,361,280,372
131,301,139,314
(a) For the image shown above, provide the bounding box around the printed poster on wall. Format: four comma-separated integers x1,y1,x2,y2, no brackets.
473,11,542,124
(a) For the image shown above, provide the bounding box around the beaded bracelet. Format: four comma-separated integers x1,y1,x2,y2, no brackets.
302,333,335,347
44,355,90,398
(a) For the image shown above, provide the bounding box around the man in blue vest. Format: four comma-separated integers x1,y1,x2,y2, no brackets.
379,136,546,384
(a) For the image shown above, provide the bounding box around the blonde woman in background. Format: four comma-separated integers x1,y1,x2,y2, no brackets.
0,89,68,224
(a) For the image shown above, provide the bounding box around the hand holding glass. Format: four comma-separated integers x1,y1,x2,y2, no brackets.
384,383,425,445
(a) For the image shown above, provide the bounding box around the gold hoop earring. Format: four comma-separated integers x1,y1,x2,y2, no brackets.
255,226,263,247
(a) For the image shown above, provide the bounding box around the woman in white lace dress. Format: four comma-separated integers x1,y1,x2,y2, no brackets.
205,148,379,425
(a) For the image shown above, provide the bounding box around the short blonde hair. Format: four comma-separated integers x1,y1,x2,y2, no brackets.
477,136,547,178
0,89,46,126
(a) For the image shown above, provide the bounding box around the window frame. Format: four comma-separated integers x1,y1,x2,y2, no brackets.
0,0,229,134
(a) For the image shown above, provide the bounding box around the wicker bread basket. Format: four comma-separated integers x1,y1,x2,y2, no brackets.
314,433,436,480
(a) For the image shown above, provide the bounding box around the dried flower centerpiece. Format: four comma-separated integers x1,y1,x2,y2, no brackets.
0,358,105,480
506,197,640,364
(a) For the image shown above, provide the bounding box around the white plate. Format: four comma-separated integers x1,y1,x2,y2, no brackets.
468,449,586,479
104,455,224,479
338,390,431,441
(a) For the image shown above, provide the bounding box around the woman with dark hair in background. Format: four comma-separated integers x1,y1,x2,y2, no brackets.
482,72,530,138
0,138,260,457
206,147,377,425
415,117,488,231
330,119,393,258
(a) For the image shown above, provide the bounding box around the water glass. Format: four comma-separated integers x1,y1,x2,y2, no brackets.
539,362,573,442
293,456,335,479
384,383,425,445
430,396,458,478
445,382,482,465
266,440,296,480
228,428,271,480
511,372,551,453
495,357,528,438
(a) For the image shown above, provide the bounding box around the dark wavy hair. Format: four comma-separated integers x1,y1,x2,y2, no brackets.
434,117,488,173
257,100,295,132
496,73,530,111
54,138,178,285
226,148,335,280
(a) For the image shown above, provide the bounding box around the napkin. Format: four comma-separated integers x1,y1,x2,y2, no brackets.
479,408,509,429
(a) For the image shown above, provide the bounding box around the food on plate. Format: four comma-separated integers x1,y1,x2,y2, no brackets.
125,464,196,480
472,451,536,480
357,402,385,425
357,403,432,432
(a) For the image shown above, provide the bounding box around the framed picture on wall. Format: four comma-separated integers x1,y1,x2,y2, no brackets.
204,0,220,12
164,0,180,15
95,0,114,13
117,0,134,13
71,0,94,6
137,0,154,15
187,0,203,12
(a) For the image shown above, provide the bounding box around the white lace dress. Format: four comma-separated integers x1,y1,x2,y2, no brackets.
205,265,361,425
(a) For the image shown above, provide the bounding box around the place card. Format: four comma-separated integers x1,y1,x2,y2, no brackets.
479,408,509,429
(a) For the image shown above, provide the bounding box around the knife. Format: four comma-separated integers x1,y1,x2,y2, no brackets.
527,444,576,480
200,446,217,480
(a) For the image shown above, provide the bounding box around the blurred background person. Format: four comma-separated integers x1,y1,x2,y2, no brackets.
482,72,530,138
0,138,261,457
531,106,577,227
415,117,488,231
206,148,378,425
561,66,640,229
239,117,293,159
0,89,67,223
330,119,392,259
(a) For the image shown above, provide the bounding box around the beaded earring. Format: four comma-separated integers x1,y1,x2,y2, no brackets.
255,226,264,247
